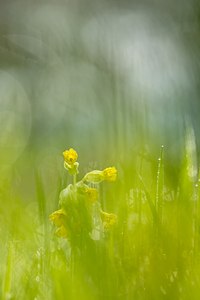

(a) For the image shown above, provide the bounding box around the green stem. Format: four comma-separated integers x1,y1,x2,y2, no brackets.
2,242,13,300
73,174,76,187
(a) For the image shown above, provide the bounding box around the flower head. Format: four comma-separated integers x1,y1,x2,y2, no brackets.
83,167,117,183
63,148,79,175
100,210,117,229
103,167,117,182
55,225,68,238
49,208,67,227
49,209,68,238
76,182,98,203
63,148,78,165
85,187,98,203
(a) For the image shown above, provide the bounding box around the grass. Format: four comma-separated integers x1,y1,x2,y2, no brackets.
1,137,200,300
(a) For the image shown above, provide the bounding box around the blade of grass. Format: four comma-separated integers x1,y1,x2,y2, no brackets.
2,242,14,300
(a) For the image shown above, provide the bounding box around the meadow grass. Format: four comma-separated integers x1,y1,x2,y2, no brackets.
1,139,200,300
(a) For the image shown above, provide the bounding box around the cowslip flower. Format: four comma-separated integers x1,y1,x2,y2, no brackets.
76,182,98,203
49,209,68,238
85,187,98,203
83,167,117,184
63,148,78,165
103,167,117,182
63,148,79,175
55,225,68,238
49,208,67,227
100,210,117,229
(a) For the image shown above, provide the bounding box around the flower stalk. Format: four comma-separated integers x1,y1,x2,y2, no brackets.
49,147,118,244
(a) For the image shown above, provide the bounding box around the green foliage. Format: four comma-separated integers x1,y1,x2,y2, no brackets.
1,140,200,300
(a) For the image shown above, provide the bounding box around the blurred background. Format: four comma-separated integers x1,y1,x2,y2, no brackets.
0,0,200,197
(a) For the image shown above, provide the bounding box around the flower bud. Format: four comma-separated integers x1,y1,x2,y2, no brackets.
100,210,117,229
103,167,117,182
83,170,104,184
76,182,98,203
49,208,67,227
63,148,78,165
85,187,98,203
55,225,68,238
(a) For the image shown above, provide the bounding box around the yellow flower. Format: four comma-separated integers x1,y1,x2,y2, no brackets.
76,182,98,203
100,210,117,229
49,208,66,227
63,148,78,165
85,187,98,203
83,170,104,184
55,225,68,238
103,167,117,182
83,167,117,183
49,209,68,238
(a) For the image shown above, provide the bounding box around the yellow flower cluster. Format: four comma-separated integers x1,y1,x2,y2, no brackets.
49,148,118,240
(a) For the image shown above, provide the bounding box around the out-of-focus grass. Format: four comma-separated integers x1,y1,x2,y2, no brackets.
1,129,200,300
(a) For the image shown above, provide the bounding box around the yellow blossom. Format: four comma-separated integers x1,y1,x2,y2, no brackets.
85,187,98,203
83,167,117,183
49,208,66,227
55,225,68,238
63,148,78,165
49,209,68,238
103,167,117,182
100,210,117,229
